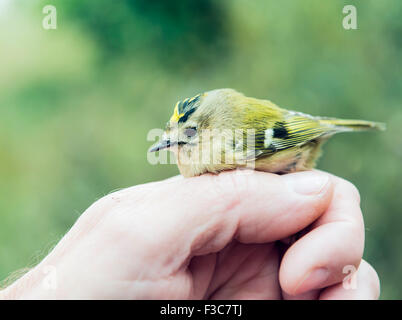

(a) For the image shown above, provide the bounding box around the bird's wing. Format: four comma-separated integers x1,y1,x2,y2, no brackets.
247,113,336,160
270,114,334,150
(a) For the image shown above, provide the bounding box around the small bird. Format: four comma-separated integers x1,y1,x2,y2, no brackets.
149,88,385,177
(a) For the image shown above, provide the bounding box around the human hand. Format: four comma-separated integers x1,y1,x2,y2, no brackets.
0,170,379,299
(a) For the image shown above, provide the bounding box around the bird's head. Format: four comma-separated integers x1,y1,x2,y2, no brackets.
149,89,240,152
149,93,203,153
148,89,247,176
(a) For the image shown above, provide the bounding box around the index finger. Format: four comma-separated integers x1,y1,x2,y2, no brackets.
129,170,334,267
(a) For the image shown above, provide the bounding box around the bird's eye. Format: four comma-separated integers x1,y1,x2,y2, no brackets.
184,127,197,138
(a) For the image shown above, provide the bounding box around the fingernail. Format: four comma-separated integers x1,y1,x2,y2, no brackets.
283,171,330,195
295,267,330,294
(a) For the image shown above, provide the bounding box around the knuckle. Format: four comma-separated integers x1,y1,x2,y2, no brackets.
361,260,381,299
211,171,250,212
339,178,361,204
222,171,251,197
89,195,113,211
85,188,129,216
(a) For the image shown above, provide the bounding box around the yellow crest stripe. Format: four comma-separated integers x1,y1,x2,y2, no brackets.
170,101,184,122
169,93,202,123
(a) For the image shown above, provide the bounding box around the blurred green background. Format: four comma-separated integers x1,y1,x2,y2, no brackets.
0,0,401,299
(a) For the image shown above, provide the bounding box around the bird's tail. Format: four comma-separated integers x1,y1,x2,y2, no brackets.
318,118,386,132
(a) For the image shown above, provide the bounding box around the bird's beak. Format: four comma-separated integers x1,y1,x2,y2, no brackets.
148,139,171,152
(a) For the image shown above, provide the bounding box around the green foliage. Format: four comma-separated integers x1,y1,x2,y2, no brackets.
58,0,231,70
0,0,401,298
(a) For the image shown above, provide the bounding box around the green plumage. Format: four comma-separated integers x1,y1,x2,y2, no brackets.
149,88,385,177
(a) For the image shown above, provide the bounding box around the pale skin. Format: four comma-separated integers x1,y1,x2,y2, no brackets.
0,170,379,299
